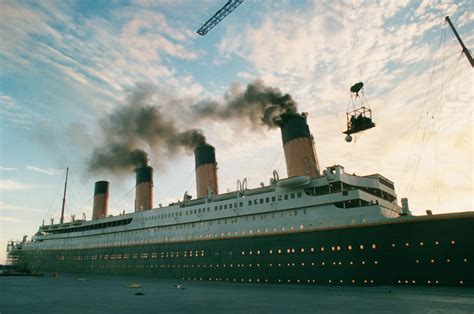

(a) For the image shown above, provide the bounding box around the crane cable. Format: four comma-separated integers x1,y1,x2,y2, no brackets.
403,25,446,198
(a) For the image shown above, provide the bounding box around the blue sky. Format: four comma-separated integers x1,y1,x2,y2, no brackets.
0,0,473,263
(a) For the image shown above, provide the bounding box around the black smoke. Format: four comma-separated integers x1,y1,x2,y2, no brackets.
88,80,300,174
193,80,300,128
88,83,206,174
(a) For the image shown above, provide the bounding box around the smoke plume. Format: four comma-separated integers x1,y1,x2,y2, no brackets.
193,80,299,128
88,80,300,174
88,83,206,174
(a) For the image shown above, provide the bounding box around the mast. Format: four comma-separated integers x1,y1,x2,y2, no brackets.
60,167,69,224
445,16,474,68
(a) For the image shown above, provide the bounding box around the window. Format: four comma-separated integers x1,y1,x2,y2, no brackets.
297,192,302,198
265,197,270,203
271,196,276,202
290,193,295,199
284,194,289,200
259,199,264,204
248,200,252,206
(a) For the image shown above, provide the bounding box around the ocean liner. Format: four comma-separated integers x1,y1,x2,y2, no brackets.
6,112,474,287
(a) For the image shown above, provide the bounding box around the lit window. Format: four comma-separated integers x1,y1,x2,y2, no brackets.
300,248,305,253
371,244,376,249
348,245,352,250
419,242,424,246
435,241,439,245
359,245,364,250
405,242,410,247
451,240,456,245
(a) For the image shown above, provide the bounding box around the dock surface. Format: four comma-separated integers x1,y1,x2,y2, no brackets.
1,274,474,313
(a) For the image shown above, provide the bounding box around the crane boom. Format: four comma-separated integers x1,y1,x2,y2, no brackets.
197,0,243,36
445,16,474,68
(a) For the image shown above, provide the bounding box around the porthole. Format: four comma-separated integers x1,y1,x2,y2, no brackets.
348,245,352,250
359,244,364,250
451,240,456,245
300,248,305,253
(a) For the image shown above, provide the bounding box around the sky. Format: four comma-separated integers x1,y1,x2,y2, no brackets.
0,0,473,264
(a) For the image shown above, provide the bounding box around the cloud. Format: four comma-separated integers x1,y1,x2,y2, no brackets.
0,180,32,191
26,165,64,176
0,201,43,213
0,167,17,172
0,93,34,130
0,216,23,223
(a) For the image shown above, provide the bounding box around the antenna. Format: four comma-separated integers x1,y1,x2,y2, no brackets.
197,0,243,36
445,16,474,68
60,167,69,224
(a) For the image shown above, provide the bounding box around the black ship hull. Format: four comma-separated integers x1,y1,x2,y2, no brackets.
12,214,474,286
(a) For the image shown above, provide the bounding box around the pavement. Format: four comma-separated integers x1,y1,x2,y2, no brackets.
1,274,473,313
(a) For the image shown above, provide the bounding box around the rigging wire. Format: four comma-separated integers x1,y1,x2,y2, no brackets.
42,175,65,221
403,24,447,198
339,0,353,85
349,1,363,80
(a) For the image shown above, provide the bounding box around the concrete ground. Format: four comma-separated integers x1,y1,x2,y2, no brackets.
1,274,473,313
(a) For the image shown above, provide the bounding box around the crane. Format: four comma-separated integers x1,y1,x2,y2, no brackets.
197,0,243,36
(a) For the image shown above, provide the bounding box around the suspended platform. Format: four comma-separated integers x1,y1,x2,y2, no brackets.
343,106,375,135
